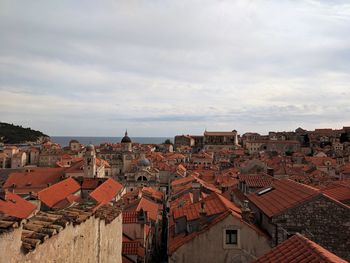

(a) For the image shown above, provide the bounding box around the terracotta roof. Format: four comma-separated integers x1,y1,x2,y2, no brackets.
81,178,102,190
239,174,274,188
172,192,240,221
247,179,320,217
321,182,350,203
38,178,81,208
122,211,138,224
168,211,231,254
171,176,195,187
0,191,36,219
136,197,161,222
253,233,347,263
3,168,66,194
141,187,164,201
122,241,145,257
89,178,123,205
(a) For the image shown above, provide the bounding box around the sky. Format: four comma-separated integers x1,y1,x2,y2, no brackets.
0,0,350,137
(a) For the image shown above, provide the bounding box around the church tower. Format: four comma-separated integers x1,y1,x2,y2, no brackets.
121,130,132,152
84,144,96,177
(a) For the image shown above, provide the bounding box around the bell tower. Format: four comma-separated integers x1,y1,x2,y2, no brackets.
84,144,96,177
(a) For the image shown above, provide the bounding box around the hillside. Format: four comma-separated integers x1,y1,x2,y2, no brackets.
0,122,49,144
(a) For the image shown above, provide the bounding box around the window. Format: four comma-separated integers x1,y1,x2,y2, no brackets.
225,229,237,245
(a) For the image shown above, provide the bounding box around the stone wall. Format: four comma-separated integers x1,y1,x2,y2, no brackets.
0,209,122,263
272,195,350,261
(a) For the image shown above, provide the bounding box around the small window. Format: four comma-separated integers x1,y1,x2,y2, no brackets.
225,229,237,245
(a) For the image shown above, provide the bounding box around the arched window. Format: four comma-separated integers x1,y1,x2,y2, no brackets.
137,176,148,181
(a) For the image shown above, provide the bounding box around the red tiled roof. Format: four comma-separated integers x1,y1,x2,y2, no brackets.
239,174,274,188
247,179,320,217
321,183,350,202
81,178,101,190
89,178,123,205
122,241,145,257
141,187,164,201
136,197,161,222
253,233,347,263
38,178,80,208
168,211,231,254
172,192,240,221
0,191,36,219
123,211,138,224
171,176,195,187
3,168,65,194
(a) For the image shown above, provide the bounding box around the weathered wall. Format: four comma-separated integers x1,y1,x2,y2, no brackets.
0,214,122,263
272,195,350,261
169,214,271,263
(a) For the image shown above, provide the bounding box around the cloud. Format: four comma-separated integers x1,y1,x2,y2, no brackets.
0,0,350,136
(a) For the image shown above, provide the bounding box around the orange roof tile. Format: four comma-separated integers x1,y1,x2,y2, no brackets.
239,173,274,188
141,187,164,201
247,179,320,217
172,192,240,221
37,178,80,208
89,178,123,205
0,191,36,219
254,233,347,263
321,183,350,202
122,211,138,224
3,168,65,194
122,241,145,257
136,197,161,222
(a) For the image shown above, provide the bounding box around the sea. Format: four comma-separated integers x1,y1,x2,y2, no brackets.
51,136,173,147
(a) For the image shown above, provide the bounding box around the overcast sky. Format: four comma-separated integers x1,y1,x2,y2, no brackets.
0,0,349,137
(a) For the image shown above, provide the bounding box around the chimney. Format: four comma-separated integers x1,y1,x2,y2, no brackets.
192,181,201,203
0,189,6,200
267,168,274,177
199,201,207,216
241,200,253,223
137,209,147,224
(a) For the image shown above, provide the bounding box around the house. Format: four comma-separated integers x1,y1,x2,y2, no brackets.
89,178,124,207
168,193,271,263
0,190,37,218
3,168,66,195
0,152,10,168
247,178,350,260
37,177,81,210
122,234,146,263
238,173,274,194
11,151,27,168
253,233,347,263
203,130,238,151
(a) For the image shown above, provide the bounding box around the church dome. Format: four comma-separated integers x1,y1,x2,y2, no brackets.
121,130,132,143
86,144,95,151
138,158,150,167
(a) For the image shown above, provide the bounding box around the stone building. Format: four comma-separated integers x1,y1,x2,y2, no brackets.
11,151,27,168
27,147,40,166
203,130,238,151
247,179,350,261
0,204,122,263
124,154,161,192
168,193,271,263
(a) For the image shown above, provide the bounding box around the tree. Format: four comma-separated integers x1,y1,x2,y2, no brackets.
163,139,172,145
